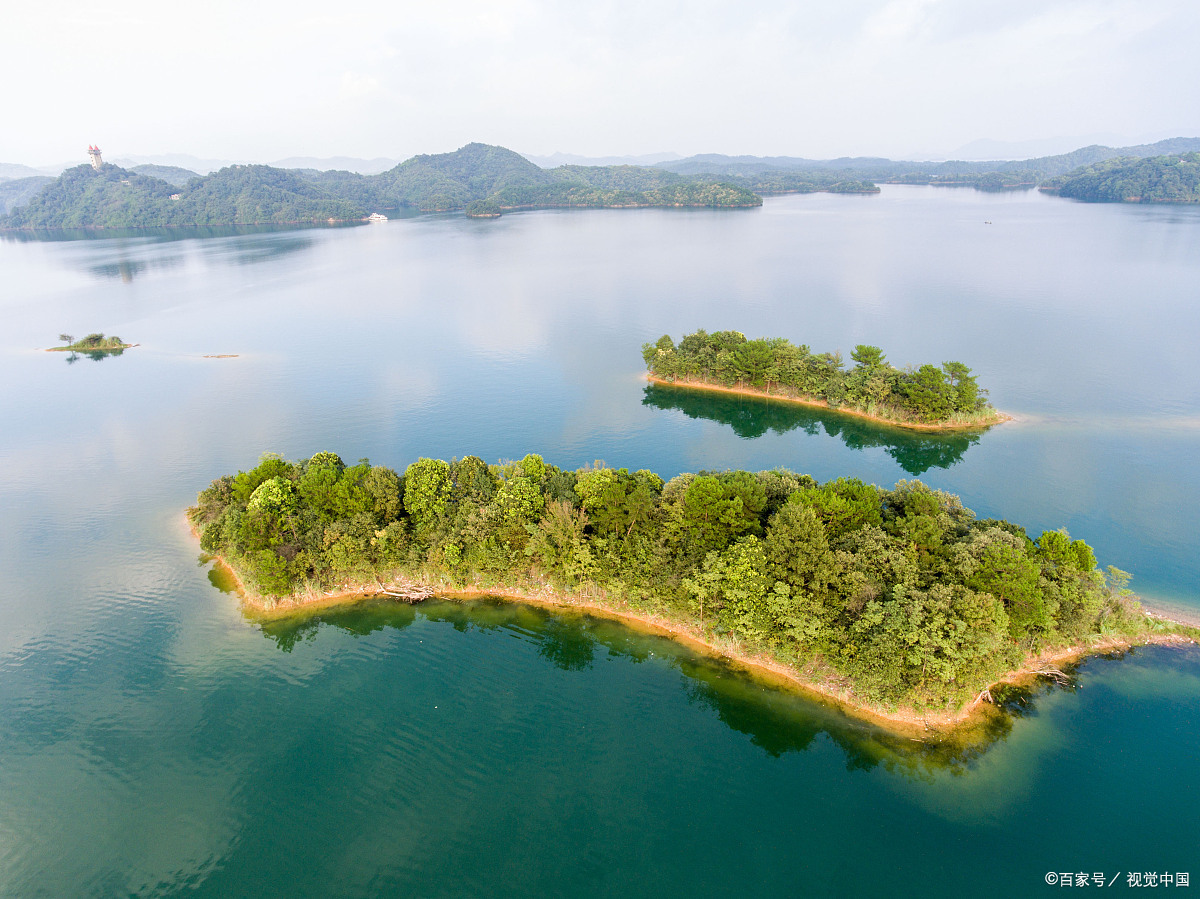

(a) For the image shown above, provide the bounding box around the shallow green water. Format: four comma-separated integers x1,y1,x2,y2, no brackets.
1,187,1198,896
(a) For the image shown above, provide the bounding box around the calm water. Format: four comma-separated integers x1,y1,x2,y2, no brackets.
1,187,1198,896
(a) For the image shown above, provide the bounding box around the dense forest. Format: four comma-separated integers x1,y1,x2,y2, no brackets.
0,145,761,228
51,332,128,351
190,451,1172,710
0,175,54,215
128,164,200,186
1042,153,1200,203
3,164,366,228
643,330,999,427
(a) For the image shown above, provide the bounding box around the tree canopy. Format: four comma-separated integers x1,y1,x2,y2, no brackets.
1043,153,1200,203
189,451,1161,710
1,144,763,229
643,330,998,426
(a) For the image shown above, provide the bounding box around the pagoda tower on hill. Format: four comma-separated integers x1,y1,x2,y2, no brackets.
87,145,103,170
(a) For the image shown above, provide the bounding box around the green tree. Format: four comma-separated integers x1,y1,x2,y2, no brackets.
682,536,769,633
941,361,981,412
734,339,774,387
404,458,452,535
851,345,886,369
674,475,753,555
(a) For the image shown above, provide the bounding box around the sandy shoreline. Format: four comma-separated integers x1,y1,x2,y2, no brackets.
646,374,1011,432
44,343,135,353
196,533,1196,738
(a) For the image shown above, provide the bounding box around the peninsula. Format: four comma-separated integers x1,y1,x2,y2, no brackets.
643,330,1006,430
188,451,1192,733
1040,152,1200,203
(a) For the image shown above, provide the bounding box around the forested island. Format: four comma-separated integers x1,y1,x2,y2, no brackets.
643,330,1004,429
47,332,131,353
641,381,982,476
189,451,1192,729
1040,153,1200,203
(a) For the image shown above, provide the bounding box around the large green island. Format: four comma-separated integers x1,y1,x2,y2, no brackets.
189,451,1193,733
644,330,1006,429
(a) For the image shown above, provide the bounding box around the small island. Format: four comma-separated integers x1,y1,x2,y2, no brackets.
643,330,1007,430
188,451,1194,734
46,332,133,355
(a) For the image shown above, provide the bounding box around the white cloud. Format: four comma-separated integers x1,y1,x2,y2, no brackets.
340,71,382,99
0,0,1196,163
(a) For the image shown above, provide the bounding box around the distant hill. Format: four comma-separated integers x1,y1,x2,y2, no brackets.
10,137,1198,230
376,143,556,210
2,163,365,228
129,164,199,187
111,154,235,175
946,134,1127,161
0,143,763,229
0,176,54,215
524,151,683,168
298,146,763,214
271,156,399,175
658,137,1200,192
0,163,47,181
363,143,761,212
1041,153,1200,203
170,165,367,225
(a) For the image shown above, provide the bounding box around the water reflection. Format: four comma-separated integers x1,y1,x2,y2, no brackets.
257,601,418,651
63,348,125,364
89,258,151,282
248,596,1091,776
198,232,316,267
2,223,341,281
643,382,984,475
0,222,356,245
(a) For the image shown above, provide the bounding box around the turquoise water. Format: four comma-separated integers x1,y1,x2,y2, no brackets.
1,187,1198,895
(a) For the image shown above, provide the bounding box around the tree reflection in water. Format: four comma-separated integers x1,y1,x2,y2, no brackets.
247,596,1076,777
642,382,989,476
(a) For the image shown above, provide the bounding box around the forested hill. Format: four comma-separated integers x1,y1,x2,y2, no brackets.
658,137,1200,193
1041,153,1200,203
2,163,367,228
12,139,1200,228
128,164,199,187
297,143,764,214
0,175,54,215
1,143,762,228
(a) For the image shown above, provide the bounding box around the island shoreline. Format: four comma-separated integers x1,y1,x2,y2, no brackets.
646,374,1011,432
192,521,1194,740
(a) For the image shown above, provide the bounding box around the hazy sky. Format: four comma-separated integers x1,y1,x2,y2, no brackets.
4,0,1198,165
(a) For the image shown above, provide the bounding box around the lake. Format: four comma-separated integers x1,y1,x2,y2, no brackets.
1,187,1198,896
